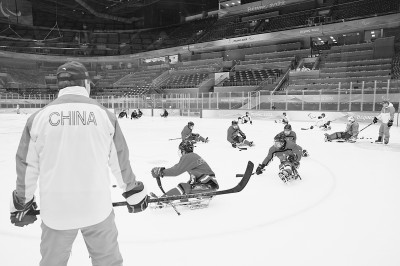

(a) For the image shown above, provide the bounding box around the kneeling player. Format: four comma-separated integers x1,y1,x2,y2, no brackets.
227,120,254,148
324,116,359,142
151,141,219,198
275,112,289,125
256,135,303,183
181,121,208,143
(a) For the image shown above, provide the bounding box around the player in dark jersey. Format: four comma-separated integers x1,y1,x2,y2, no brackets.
227,120,254,148
256,135,303,183
275,124,297,143
275,124,308,157
160,109,168,118
151,140,219,196
118,110,128,119
181,121,208,143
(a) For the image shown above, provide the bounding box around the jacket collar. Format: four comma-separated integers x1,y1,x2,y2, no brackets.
58,86,89,98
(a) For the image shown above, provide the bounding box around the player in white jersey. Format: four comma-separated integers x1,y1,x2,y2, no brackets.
238,112,253,124
10,61,148,266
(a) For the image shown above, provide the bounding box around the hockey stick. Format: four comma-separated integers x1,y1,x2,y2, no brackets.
33,161,254,215
168,137,181,141
359,122,373,133
155,176,181,215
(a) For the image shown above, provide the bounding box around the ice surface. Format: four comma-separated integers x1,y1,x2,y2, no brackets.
1,113,400,266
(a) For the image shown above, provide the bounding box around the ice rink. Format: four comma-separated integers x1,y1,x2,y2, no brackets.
1,113,400,266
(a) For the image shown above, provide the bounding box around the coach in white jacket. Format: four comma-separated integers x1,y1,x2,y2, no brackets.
373,100,396,144
10,61,148,266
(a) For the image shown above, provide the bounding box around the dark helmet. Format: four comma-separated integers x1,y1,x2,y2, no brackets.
188,121,194,126
232,120,238,125
283,112,287,116
284,124,292,130
274,134,286,145
179,140,194,153
321,113,325,117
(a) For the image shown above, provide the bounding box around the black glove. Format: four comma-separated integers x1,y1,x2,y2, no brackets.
10,191,38,227
241,133,246,139
231,142,237,148
250,121,253,125
122,181,149,213
151,167,165,178
388,120,393,127
256,164,265,175
373,117,378,124
287,154,298,163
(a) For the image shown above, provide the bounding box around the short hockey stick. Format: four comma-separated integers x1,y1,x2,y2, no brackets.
33,161,254,215
155,176,181,215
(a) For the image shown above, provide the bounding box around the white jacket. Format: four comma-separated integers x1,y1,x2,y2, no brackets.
377,102,395,123
15,86,138,230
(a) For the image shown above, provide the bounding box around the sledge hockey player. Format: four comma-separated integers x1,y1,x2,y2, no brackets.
151,140,219,205
160,109,169,118
131,109,138,119
137,109,143,118
303,113,331,130
373,100,395,144
324,116,359,142
16,104,20,114
255,135,303,183
275,124,308,156
10,61,148,265
181,121,208,143
227,120,253,148
275,112,289,124
276,124,297,143
118,109,128,118
238,112,253,124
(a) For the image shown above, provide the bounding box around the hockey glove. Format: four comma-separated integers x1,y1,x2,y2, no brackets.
10,190,37,227
302,150,309,157
388,120,393,127
231,142,237,148
151,167,165,178
373,117,378,124
241,133,246,139
122,181,149,213
256,164,265,175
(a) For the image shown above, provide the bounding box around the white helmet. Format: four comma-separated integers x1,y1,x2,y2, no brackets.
348,116,355,122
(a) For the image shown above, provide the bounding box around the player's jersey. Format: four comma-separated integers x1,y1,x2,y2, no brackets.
261,140,302,166
227,125,245,143
15,86,138,230
163,152,215,179
240,115,252,123
377,103,395,123
315,117,327,128
344,121,359,138
276,131,297,143
181,125,192,140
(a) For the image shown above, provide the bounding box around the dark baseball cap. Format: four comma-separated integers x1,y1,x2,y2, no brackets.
57,61,91,81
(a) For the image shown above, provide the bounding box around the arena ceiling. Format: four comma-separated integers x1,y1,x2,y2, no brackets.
30,0,216,23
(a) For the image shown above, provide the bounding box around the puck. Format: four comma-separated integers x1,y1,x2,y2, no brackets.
112,185,117,188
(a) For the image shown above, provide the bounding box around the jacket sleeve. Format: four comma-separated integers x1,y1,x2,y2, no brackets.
107,114,137,192
389,106,395,120
261,146,275,166
15,116,40,204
